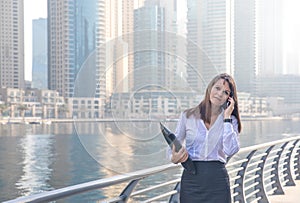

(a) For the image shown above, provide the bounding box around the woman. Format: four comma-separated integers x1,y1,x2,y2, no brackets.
170,73,241,202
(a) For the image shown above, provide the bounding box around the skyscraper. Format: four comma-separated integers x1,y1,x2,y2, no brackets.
95,0,107,101
48,0,97,98
132,0,184,92
186,0,230,91
122,0,145,92
233,0,256,93
257,0,283,76
48,0,75,97
0,0,25,89
159,0,185,91
32,18,47,89
104,0,127,96
133,1,165,91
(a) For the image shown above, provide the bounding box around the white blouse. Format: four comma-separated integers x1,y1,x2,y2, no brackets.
171,110,240,163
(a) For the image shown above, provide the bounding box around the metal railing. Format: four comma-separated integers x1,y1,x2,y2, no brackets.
4,135,300,203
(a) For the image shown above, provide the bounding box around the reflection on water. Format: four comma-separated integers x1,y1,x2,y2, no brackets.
75,121,168,174
239,119,300,147
16,134,55,195
0,119,300,202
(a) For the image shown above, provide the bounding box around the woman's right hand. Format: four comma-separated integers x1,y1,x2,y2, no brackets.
171,145,189,164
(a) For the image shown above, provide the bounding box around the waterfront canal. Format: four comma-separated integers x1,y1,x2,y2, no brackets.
0,118,300,202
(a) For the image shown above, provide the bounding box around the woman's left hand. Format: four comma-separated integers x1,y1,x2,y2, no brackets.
171,145,188,164
224,97,234,118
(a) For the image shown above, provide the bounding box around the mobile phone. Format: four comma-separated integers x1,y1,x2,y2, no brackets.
226,91,234,107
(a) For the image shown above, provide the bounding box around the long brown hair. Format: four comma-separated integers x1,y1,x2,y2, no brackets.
185,73,242,133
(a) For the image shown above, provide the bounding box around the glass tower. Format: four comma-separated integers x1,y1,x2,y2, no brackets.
48,0,97,98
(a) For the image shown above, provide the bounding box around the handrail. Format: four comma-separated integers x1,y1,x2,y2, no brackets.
4,164,179,203
4,135,300,203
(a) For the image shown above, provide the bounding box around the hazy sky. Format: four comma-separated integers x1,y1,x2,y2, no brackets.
282,0,300,74
23,0,300,81
24,0,47,81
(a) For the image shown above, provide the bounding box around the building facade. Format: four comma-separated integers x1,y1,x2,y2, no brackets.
47,0,98,98
0,0,25,89
186,0,231,92
32,18,47,89
256,0,283,76
0,87,65,118
133,1,166,91
109,90,202,118
233,0,256,94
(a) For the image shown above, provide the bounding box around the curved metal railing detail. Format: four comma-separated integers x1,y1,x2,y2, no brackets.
295,141,300,180
230,137,300,203
4,136,300,203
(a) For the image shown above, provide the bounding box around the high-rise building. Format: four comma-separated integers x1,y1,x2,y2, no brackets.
48,0,97,98
233,0,256,93
256,74,300,104
32,18,47,89
0,0,25,89
95,0,107,101
133,1,165,91
104,0,127,96
256,0,283,76
186,0,230,92
122,0,145,92
158,0,185,91
285,50,300,75
48,0,75,97
131,0,183,92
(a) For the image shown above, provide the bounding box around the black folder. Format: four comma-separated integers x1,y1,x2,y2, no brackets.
160,122,196,175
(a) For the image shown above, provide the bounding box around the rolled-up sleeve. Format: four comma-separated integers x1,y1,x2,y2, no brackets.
223,116,240,157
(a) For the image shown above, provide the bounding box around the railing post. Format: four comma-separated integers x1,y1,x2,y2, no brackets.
254,146,274,203
117,179,140,203
168,182,180,203
234,150,256,203
283,140,298,186
295,140,300,180
270,142,288,195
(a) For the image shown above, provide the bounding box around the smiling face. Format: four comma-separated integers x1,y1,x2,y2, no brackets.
209,79,231,107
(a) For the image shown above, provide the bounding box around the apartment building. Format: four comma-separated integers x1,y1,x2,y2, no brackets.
0,0,25,89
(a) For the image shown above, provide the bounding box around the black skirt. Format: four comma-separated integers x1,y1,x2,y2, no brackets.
180,161,231,203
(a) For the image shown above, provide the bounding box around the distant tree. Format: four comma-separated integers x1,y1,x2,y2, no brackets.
57,104,69,118
0,104,8,119
17,104,28,121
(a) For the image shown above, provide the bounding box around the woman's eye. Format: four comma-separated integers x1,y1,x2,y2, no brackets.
224,91,230,96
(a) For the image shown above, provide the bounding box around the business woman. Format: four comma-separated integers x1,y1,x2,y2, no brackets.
170,73,242,202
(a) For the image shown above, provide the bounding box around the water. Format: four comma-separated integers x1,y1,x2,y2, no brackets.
0,119,299,202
